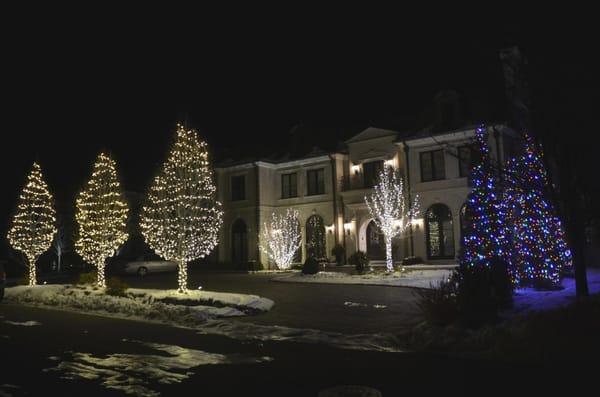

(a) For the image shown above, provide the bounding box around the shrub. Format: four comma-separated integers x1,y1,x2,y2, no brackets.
77,271,98,285
415,272,460,326
302,257,320,275
106,277,129,296
331,244,345,266
415,258,514,328
401,256,424,267
348,251,369,275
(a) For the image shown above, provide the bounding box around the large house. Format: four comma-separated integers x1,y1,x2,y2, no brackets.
215,124,518,269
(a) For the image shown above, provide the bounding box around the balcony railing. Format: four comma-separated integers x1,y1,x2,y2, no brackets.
340,174,372,191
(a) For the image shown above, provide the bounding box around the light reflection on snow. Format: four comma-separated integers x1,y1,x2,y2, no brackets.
45,339,272,397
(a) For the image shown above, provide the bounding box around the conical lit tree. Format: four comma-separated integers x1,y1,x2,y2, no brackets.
460,126,513,279
7,162,56,286
141,123,223,293
505,134,572,286
75,153,129,287
260,209,302,270
365,167,419,272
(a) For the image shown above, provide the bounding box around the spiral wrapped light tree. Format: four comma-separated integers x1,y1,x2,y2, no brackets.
365,167,419,272
75,153,129,288
7,162,56,286
141,124,223,293
260,209,302,270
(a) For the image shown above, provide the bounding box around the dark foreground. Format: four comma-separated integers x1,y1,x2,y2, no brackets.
0,303,596,396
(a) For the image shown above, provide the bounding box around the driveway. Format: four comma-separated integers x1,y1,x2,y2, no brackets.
121,269,423,334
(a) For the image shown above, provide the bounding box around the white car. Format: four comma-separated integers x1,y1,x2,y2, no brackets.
123,255,178,276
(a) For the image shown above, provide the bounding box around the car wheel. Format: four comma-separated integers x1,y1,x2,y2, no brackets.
137,267,148,277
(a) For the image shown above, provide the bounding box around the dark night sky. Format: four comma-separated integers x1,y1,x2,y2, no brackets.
1,15,597,255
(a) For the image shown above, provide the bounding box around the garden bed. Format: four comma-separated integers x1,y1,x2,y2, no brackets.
3,284,274,327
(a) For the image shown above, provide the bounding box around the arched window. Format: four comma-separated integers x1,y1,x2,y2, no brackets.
425,204,455,259
232,219,248,264
366,220,386,260
306,215,326,260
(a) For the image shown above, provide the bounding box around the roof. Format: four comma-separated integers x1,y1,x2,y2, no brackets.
344,127,399,144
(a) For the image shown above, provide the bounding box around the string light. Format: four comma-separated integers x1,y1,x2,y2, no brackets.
75,153,129,288
460,125,513,279
504,134,572,286
365,166,420,272
259,209,302,269
7,162,56,286
141,123,223,293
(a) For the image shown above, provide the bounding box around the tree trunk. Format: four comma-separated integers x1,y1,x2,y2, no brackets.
385,235,393,272
28,255,36,286
177,261,188,293
97,257,106,288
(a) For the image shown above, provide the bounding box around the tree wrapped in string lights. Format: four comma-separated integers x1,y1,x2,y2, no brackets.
365,167,420,272
505,134,572,286
141,124,223,293
7,162,56,286
460,126,513,278
75,153,129,288
260,209,302,270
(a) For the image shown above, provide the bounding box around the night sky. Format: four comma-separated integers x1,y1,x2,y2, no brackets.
2,17,596,255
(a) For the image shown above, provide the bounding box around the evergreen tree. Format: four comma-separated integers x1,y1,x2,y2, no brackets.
75,153,129,287
7,162,56,286
460,126,512,279
505,134,572,286
141,124,223,293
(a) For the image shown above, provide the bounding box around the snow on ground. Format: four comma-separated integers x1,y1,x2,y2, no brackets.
3,285,274,328
45,339,272,397
511,268,600,314
3,320,42,327
197,320,403,353
273,268,454,288
127,288,274,312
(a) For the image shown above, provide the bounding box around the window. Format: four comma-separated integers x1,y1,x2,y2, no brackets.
420,150,445,182
306,168,325,195
458,145,478,178
363,160,384,187
281,172,297,198
425,204,455,259
231,175,246,201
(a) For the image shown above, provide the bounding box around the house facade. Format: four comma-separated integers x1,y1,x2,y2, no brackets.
215,124,517,268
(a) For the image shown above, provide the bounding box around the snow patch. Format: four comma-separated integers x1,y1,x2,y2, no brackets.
197,320,403,353
511,268,600,314
3,285,271,328
3,320,42,327
45,339,272,397
127,288,274,312
274,269,453,288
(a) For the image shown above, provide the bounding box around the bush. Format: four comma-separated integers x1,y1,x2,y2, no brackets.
401,256,424,267
106,277,129,296
302,257,320,275
416,258,514,328
331,244,345,266
348,251,369,275
77,271,98,285
415,272,460,326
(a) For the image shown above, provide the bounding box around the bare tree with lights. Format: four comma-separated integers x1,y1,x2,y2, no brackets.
141,124,223,293
260,208,302,270
75,153,129,287
7,162,57,286
365,166,420,272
